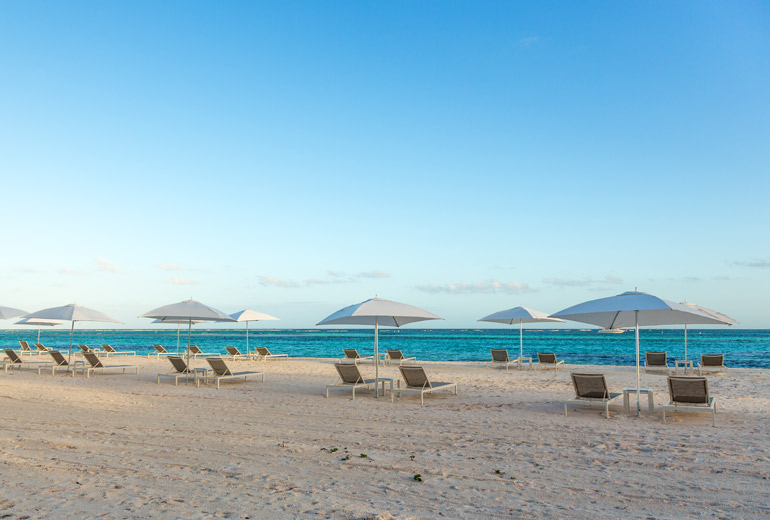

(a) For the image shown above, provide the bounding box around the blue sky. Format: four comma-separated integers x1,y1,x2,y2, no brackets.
1,1,768,328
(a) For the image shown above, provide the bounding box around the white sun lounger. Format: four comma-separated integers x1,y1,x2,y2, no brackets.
101,344,136,356
254,347,288,361
196,357,264,389
157,356,198,385
78,353,139,378
663,376,717,427
326,363,377,400
392,366,458,405
535,352,565,369
565,373,622,419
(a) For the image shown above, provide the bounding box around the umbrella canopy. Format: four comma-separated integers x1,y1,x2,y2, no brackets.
23,304,122,363
478,306,564,363
317,298,442,396
552,291,726,415
230,309,280,354
680,302,737,362
0,305,30,320
15,317,63,343
139,299,236,378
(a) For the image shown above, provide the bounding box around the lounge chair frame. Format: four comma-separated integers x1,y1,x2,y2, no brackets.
644,351,669,373
254,347,289,362
39,350,73,376
3,349,46,372
148,344,171,358
489,349,518,370
662,376,717,427
101,344,136,357
19,341,41,356
187,345,219,358
196,357,264,389
223,346,250,360
341,349,373,364
535,352,565,370
392,366,457,405
385,349,416,366
698,354,726,375
157,356,196,385
565,373,622,419
326,363,377,399
78,353,139,378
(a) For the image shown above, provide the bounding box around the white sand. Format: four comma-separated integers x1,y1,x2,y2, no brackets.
1,356,769,519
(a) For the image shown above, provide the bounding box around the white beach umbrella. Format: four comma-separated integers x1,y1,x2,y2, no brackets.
15,317,63,343
23,304,122,363
680,302,737,363
551,291,726,415
478,306,564,363
317,298,442,396
1,305,29,320
229,310,280,354
139,299,236,377
151,318,205,354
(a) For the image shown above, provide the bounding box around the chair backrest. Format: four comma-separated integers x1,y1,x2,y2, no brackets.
571,373,609,399
189,345,202,354
646,352,667,366
701,354,724,367
78,344,90,353
537,352,557,364
35,343,49,351
256,347,270,356
490,349,509,362
225,346,241,356
153,344,168,353
400,366,431,389
387,349,404,360
19,340,31,351
343,349,360,359
206,357,231,376
168,356,189,373
84,352,103,368
335,363,364,384
668,376,710,404
49,351,68,366
5,349,22,363
101,344,116,353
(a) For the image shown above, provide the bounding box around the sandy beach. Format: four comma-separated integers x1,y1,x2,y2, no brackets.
1,357,768,519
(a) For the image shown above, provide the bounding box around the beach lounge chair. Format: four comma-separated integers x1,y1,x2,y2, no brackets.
698,354,726,375
662,376,717,427
79,352,139,378
254,347,289,361
40,350,72,376
645,352,670,373
148,344,171,358
565,373,622,419
187,345,219,358
386,349,416,365
341,349,373,364
18,340,39,356
392,366,458,405
157,356,197,385
535,352,565,369
34,343,50,353
489,349,518,370
196,357,264,389
3,349,46,372
77,344,102,355
326,363,377,400
101,344,136,357
224,346,250,360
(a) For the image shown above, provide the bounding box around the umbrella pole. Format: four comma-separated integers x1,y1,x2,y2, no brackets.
684,323,688,368
246,321,249,356
177,323,180,354
37,325,41,344
187,319,192,382
375,317,379,398
519,321,523,369
68,321,75,365
635,310,640,416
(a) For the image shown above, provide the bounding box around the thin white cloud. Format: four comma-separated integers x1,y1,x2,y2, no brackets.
95,258,118,273
416,280,532,295
19,267,39,274
157,264,182,271
327,270,346,277
58,268,83,275
543,275,622,287
713,275,731,281
520,36,539,47
358,270,390,279
171,277,196,285
258,276,300,288
734,258,770,269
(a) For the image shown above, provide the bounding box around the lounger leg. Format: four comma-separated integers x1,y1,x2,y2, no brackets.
712,408,716,427
420,393,424,406
605,403,610,419
564,403,568,416
157,375,160,384
326,388,329,398
352,387,356,400
663,408,667,424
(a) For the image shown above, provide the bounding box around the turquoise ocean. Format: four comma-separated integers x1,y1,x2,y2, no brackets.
1,328,768,368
